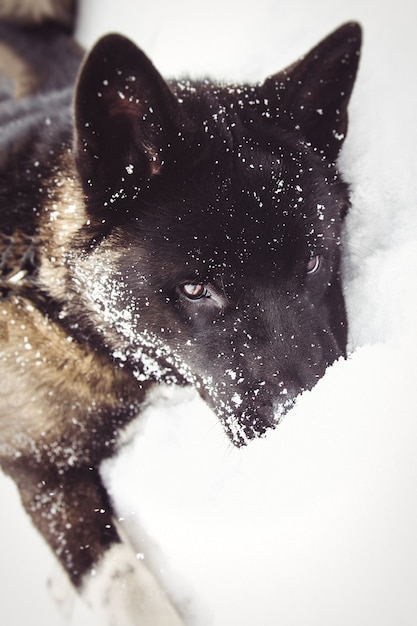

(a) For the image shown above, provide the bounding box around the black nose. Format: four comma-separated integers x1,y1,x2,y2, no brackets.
221,407,272,447
229,393,296,446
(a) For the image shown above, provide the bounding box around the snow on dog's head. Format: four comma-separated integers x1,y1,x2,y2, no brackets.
48,24,361,445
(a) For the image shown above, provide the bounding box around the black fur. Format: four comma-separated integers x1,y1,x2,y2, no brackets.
0,9,361,604
70,28,360,441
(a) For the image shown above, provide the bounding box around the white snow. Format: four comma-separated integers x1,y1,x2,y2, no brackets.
1,0,416,624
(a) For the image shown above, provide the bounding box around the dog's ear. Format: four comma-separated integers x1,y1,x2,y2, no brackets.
74,34,179,216
261,22,361,160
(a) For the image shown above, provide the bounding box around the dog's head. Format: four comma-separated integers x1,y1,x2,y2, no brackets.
63,23,361,444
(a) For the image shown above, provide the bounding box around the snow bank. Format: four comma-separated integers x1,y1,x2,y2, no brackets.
1,0,416,624
98,0,417,624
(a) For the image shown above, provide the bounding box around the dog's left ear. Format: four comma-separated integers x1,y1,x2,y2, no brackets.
74,34,179,215
261,22,362,160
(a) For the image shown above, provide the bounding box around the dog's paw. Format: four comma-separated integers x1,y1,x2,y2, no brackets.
82,542,185,626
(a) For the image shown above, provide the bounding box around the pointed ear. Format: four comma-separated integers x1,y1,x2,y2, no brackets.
261,22,362,160
74,34,179,216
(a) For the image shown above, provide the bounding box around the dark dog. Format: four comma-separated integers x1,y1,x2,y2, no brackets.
0,1,361,620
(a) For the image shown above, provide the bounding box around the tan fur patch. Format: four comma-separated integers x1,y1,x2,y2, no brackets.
37,152,87,300
0,319,8,341
0,293,145,459
0,42,38,98
0,0,74,28
37,153,126,350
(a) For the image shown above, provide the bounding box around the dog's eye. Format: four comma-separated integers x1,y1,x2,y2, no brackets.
180,283,208,300
307,254,321,274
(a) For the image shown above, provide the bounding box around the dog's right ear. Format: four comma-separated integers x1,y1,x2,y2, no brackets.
74,34,179,218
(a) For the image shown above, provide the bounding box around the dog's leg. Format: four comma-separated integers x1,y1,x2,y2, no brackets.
3,460,184,625
82,528,185,626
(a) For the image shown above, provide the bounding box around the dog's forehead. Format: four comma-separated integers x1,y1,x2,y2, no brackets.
154,154,337,249
134,178,340,288
128,85,346,275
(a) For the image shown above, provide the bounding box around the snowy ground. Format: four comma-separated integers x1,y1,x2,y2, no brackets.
1,0,417,624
